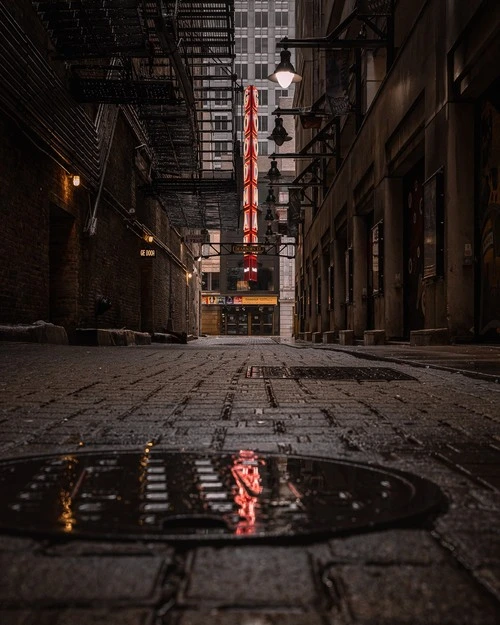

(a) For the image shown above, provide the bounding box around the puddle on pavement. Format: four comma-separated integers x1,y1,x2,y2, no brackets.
0,450,444,541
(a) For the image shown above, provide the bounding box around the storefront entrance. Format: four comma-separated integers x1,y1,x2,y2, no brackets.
222,306,275,335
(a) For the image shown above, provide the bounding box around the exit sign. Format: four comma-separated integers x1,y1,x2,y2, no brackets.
140,249,156,257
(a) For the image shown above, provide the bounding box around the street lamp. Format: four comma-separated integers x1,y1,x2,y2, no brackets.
267,116,292,146
267,41,302,89
266,159,281,181
265,187,277,204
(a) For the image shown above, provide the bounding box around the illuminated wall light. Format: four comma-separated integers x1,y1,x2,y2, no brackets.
72,175,81,187
144,234,154,243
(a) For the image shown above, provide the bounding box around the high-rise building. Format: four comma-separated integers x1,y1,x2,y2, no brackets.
201,0,297,336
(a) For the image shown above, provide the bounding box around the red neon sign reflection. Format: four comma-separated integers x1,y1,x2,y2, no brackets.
231,450,263,535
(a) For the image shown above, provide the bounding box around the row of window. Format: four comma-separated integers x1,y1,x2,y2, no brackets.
235,12,289,28
213,115,275,133
236,38,269,54
207,89,288,109
212,141,273,156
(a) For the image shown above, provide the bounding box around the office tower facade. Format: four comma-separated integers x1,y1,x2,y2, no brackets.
201,0,296,336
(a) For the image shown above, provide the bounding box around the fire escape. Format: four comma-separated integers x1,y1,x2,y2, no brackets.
29,0,239,230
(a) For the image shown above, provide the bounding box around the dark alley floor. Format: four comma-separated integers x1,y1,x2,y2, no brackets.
0,337,499,624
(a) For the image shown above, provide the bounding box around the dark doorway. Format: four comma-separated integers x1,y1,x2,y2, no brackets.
365,211,375,330
403,160,425,336
223,308,248,335
477,79,500,342
140,265,154,333
250,307,274,335
49,205,76,328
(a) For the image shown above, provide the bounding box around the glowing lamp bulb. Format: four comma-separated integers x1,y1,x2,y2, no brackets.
276,71,294,89
72,175,81,187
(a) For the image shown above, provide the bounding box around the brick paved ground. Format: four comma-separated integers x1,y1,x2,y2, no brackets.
0,337,499,624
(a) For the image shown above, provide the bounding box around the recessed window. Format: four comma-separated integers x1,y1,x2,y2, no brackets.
202,272,220,291
236,63,248,80
275,89,289,104
214,90,227,105
258,141,268,156
235,11,248,27
215,115,228,131
258,116,268,132
254,63,268,79
235,38,248,54
255,12,268,27
255,38,268,54
214,141,229,156
259,89,268,106
275,12,288,27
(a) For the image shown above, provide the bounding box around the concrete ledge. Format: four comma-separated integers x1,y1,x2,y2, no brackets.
410,328,449,346
312,331,323,344
339,330,354,345
153,332,186,344
364,329,386,346
0,321,68,344
75,329,151,346
323,331,336,344
133,332,152,345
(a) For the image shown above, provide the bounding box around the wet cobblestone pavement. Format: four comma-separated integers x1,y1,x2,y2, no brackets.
0,337,499,624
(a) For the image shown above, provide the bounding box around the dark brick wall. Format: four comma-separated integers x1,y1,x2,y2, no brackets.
0,5,197,337
0,117,85,325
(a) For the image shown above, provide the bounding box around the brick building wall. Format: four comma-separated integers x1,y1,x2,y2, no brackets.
0,3,199,339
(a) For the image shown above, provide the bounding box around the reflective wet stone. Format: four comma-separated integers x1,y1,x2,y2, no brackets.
246,366,416,381
0,451,444,541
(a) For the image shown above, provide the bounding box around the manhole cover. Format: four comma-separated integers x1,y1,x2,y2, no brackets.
246,366,416,381
0,451,443,541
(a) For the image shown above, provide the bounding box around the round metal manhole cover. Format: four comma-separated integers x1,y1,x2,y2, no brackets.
0,450,444,541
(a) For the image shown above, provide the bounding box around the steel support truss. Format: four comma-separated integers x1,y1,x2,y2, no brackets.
201,241,296,259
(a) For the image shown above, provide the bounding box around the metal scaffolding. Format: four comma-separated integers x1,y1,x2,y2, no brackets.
29,0,239,229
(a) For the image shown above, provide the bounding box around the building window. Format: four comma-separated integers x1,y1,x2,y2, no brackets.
255,12,268,27
235,38,248,54
202,272,220,292
214,141,228,156
255,38,268,54
275,89,289,104
275,12,288,27
234,115,243,132
258,116,268,132
214,90,227,105
235,11,248,27
258,141,268,155
254,64,268,79
279,190,288,204
214,65,227,77
215,115,228,131
259,89,268,106
235,63,248,80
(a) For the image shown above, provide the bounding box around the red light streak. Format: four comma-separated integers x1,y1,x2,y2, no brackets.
231,450,263,535
243,86,259,281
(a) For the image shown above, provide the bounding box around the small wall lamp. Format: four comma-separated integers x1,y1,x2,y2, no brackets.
72,174,81,187
266,159,281,181
268,42,302,89
267,116,292,146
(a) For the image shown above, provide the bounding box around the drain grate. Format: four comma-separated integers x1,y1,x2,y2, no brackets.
0,450,443,541
246,366,416,381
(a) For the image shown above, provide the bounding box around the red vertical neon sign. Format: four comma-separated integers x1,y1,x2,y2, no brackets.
243,85,258,282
